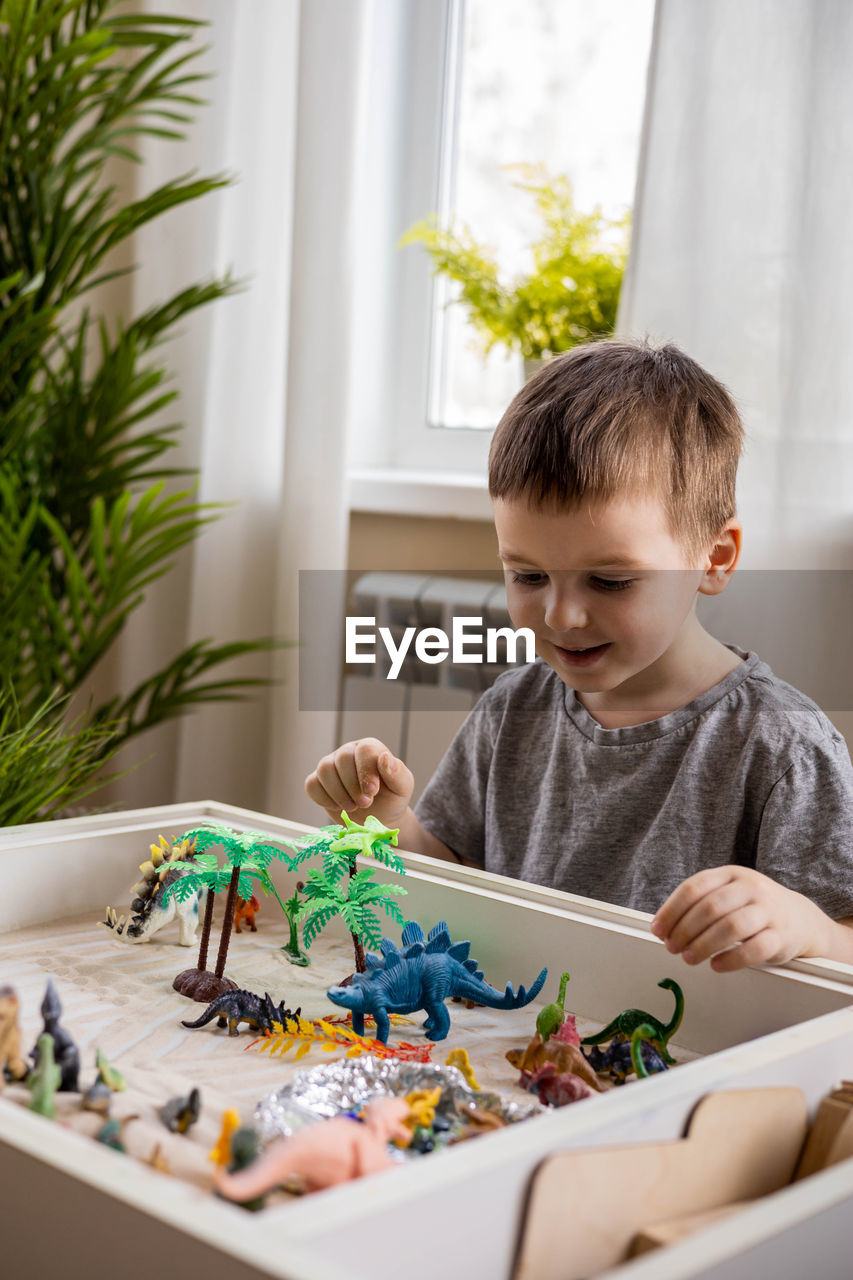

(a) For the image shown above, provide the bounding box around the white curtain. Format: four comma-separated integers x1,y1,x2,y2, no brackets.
620,0,853,571
100,0,367,822
620,0,853,742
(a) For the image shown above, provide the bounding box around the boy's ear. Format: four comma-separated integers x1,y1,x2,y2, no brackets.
698,520,742,597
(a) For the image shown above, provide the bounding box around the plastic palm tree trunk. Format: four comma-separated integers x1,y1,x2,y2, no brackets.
197,888,215,971
214,865,242,979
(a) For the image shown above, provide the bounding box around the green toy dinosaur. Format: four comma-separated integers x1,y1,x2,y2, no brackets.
581,978,684,1064
536,971,571,1043
28,1033,62,1118
630,1023,670,1079
96,1047,127,1092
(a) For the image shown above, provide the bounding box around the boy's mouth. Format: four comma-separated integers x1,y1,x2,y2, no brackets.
552,642,612,668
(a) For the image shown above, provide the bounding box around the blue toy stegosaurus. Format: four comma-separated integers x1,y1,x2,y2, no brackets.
326,920,547,1044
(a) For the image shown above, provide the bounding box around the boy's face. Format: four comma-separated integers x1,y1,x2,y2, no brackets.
494,493,732,699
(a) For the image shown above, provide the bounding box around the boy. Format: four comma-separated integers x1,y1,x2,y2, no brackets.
306,340,853,973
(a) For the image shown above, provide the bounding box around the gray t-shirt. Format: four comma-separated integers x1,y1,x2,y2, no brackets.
415,648,853,918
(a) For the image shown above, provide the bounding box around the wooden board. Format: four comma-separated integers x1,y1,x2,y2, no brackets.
627,1201,752,1257
512,1088,808,1280
795,1089,853,1179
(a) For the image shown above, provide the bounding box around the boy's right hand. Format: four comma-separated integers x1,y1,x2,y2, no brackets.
304,738,414,829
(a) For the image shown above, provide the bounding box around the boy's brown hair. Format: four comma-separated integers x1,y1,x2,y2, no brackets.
488,338,744,558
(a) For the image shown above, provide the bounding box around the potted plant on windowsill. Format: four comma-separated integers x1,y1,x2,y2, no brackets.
401,165,629,375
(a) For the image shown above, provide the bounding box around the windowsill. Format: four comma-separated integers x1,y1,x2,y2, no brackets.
347,468,493,521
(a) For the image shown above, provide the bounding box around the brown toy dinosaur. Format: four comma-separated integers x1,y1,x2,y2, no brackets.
506,1031,605,1093
0,985,28,1088
234,895,260,934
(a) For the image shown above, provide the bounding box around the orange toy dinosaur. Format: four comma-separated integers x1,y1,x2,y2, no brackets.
0,985,28,1089
233,895,260,934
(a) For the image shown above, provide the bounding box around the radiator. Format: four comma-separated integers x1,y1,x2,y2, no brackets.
339,573,518,801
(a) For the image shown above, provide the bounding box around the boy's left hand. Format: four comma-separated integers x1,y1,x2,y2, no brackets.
651,866,830,971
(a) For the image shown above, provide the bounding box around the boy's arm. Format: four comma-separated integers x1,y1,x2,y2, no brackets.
652,867,853,971
657,733,853,971
396,808,473,866
304,739,470,866
823,916,853,965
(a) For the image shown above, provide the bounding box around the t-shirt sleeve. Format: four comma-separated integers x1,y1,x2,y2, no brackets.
413,690,498,868
755,732,853,919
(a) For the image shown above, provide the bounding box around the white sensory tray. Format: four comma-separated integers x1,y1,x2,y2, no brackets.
2,800,853,1280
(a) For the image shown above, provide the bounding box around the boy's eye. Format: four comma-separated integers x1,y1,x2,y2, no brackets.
589,576,634,592
511,572,547,587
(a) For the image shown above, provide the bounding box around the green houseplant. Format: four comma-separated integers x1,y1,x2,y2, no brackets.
401,164,629,367
0,0,276,822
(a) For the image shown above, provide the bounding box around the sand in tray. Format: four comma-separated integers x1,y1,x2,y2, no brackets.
0,911,698,1196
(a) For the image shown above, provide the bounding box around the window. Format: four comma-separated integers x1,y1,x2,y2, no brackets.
432,0,656,431
389,0,656,476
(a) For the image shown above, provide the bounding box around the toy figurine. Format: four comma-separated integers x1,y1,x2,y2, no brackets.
445,1047,480,1090
95,1047,126,1092
630,1024,670,1079
159,1086,201,1133
547,1013,581,1047
284,812,407,974
456,1103,507,1136
214,1097,413,1200
404,1087,442,1134
234,894,260,934
96,1114,139,1152
31,979,79,1092
536,971,572,1043
520,1062,591,1107
210,1109,242,1168
581,978,684,1064
147,1143,172,1175
102,834,202,947
0,984,28,1087
327,920,547,1044
507,1032,605,1094
162,822,291,1002
181,989,299,1038
28,1033,61,1118
280,883,311,967
219,1127,266,1211
589,1022,671,1083
82,1078,112,1115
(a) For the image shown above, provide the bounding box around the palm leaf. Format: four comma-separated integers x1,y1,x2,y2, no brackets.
301,905,337,950
0,0,282,816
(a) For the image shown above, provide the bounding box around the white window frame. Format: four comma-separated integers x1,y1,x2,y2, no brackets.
347,0,492,507
389,0,495,474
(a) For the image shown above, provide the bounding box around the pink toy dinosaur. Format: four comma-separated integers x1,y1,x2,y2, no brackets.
214,1096,413,1198
520,1062,591,1106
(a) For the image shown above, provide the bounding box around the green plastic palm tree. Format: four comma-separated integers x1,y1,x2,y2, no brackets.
162,849,235,1001
165,821,291,999
286,813,408,974
0,0,278,822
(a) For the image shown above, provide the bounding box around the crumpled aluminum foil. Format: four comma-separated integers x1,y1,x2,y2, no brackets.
254,1055,541,1156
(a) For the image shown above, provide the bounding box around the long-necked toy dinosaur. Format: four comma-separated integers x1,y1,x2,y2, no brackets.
580,978,684,1064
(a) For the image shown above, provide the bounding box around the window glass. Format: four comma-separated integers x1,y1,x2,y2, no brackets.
430,0,656,429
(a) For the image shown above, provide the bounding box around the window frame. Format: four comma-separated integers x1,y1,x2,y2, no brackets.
386,0,494,475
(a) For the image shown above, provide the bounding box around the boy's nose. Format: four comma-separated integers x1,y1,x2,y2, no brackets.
544,585,590,633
